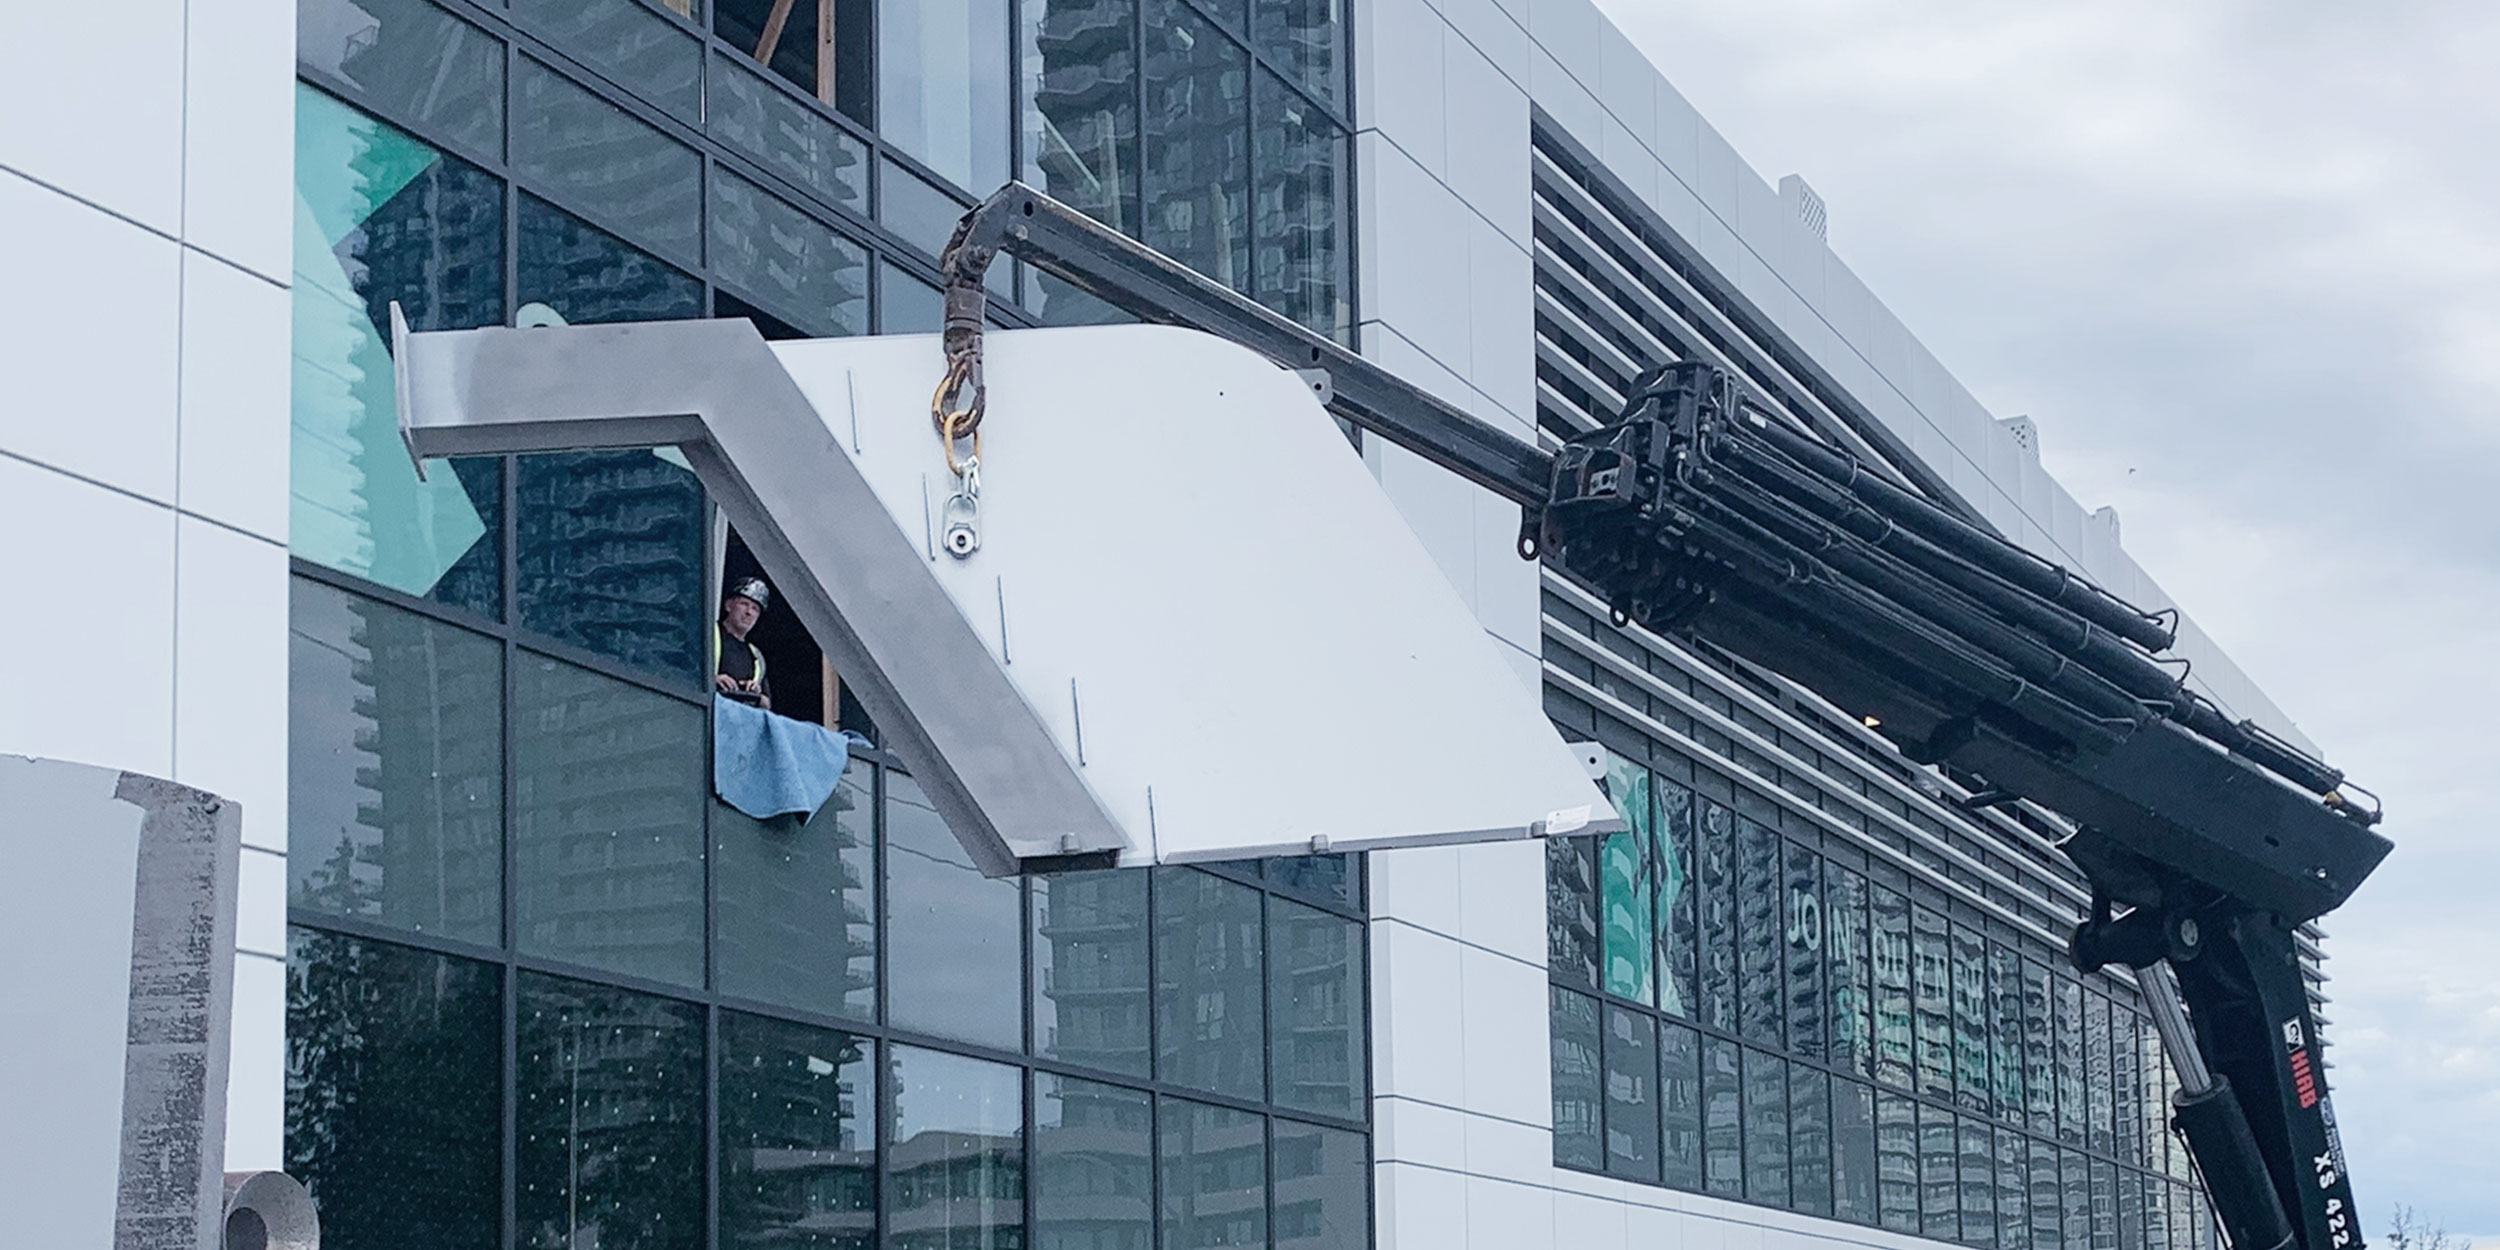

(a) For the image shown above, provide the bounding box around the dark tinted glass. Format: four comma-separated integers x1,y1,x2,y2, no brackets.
1832,1078,1878,1224
1961,1115,1997,1246
298,0,505,159
1142,0,1249,293
1790,1065,1832,1216
512,0,702,121
514,449,707,683
1735,819,1783,1046
714,0,872,120
1919,1101,1957,1241
888,1047,1025,1249
1876,1091,1918,1232
1035,1075,1152,1250
1599,751,1655,1006
2055,976,2085,1143
1155,868,1265,1100
1784,840,1823,1058
878,158,973,259
719,1012,876,1250
517,973,705,1250
1698,800,1738,1033
1701,1034,1742,1197
517,195,704,325
289,581,502,943
1601,1005,1659,1182
1265,853,1359,906
1546,833,1599,990
1655,778,1697,1017
1272,1119,1366,1250
1269,898,1365,1117
1827,864,1873,1075
1159,1098,1265,1250
1990,942,2029,1123
712,169,872,334
513,58,702,263
1912,906,1953,1100
2024,960,2056,1133
1019,0,1140,233
1250,68,1348,338
708,51,871,212
1742,1047,1789,1205
1953,923,1990,1111
886,770,1024,1049
1250,0,1342,107
715,765,877,1022
1034,868,1152,1077
1659,1021,1702,1190
1548,987,1603,1171
878,260,945,332
511,654,706,986
286,929,500,1250
1871,883,1914,1089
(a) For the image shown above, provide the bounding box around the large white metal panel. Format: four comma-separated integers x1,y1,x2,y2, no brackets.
770,325,1612,864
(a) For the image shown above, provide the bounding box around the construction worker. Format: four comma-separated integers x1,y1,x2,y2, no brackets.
715,577,773,710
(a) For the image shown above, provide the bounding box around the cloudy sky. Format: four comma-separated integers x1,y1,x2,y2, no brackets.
1586,0,2500,1238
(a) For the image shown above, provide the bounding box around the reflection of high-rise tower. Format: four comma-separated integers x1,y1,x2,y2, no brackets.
359,597,503,936
1026,0,1137,234
516,980,704,1250
1035,874,1151,1077
515,450,707,681
1271,906,1359,1115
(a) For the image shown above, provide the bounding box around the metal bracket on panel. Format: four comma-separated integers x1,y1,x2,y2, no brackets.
1293,368,1332,405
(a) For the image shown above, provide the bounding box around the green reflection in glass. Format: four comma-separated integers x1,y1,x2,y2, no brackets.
1599,750,1654,1006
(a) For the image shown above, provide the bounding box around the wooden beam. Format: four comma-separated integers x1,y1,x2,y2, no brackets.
821,656,841,729
754,0,797,66
815,0,837,105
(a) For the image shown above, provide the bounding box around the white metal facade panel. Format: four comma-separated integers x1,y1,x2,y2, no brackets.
768,324,1614,864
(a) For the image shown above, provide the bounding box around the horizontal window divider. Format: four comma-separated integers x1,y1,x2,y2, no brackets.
287,911,511,966
293,67,508,173
289,558,505,636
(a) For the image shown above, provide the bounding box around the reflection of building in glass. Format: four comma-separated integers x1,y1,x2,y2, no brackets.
515,978,704,1250
886,1128,1025,1248
1035,873,1151,1076
1024,0,1136,233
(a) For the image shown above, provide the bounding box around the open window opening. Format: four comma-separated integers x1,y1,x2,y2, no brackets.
712,0,874,126
717,526,878,742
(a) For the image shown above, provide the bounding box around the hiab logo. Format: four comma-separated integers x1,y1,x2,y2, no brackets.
2284,1017,2320,1110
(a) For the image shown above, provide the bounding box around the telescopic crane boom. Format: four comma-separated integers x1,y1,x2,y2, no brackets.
936,183,2392,1250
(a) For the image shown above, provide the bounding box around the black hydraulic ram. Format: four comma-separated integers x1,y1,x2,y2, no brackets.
1525,361,2391,1250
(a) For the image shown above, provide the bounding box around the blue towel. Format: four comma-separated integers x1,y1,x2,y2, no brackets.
713,695,872,822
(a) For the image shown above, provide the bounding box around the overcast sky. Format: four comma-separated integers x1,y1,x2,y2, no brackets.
1586,0,2500,1238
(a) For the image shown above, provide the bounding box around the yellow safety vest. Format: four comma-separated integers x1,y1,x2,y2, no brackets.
712,621,766,692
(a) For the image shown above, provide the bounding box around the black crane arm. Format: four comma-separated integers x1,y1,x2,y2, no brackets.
938,184,2392,1250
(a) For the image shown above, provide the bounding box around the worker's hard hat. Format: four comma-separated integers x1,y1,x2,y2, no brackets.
727,577,772,611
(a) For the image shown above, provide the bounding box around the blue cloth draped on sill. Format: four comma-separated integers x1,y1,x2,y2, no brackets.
713,694,873,821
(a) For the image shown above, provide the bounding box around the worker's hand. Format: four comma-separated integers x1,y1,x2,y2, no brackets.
714,673,738,693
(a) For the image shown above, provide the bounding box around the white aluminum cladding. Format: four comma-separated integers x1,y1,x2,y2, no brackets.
396,317,1618,875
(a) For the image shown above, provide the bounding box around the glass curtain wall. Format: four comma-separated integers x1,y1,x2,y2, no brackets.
285,6,1371,1249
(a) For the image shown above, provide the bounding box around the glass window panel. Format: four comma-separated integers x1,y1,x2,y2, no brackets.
1599,750,1655,1006
1250,67,1348,338
1991,942,2029,1123
1786,841,1825,1061
517,973,705,1250
1872,884,1914,1089
291,86,503,615
2117,1008,2143,1168
719,1012,876,1250
1270,897,1366,1117
1832,1078,1878,1224
1919,1101,1958,1242
1020,0,1140,234
888,1047,1025,1249
2062,1149,2092,1250
715,763,877,1021
2087,992,2115,1155
1547,834,1600,990
713,0,871,120
1876,1091,1919,1233
708,51,871,212
1035,1075,1153,1250
1143,0,1250,293
1961,1115,1998,1247
878,259,946,332
1828,865,1874,1076
511,656,706,986
2025,960,2057,1134
515,449,707,683
1655,778,1697,1018
1155,868,1266,1099
1953,923,1990,1111
1159,1098,1265,1250
1250,0,1342,107
711,170,872,334
512,58,702,263
2142,1172,2170,1250
1912,906,1954,1100
2031,1136,2064,1250
1790,1065,1833,1216
886,770,1024,1048
298,0,505,159
1999,1127,2031,1250
1742,1047,1789,1205
518,194,704,325
1272,1119,1366,1250
877,0,1012,190
2091,1158,2119,1250
1602,1005,1660,1182
286,929,500,1250
2117,1159,2143,1250
1702,1035,1743,1197
1549,987,1604,1171
512,0,703,121
1659,1021,1703,1190
1699,800,1738,1034
1034,868,1152,1077
288,580,502,943
2056,977,2086,1144
1265,852,1359,906
877,159,973,258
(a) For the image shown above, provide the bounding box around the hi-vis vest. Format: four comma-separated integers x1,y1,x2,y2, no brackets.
712,622,765,691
